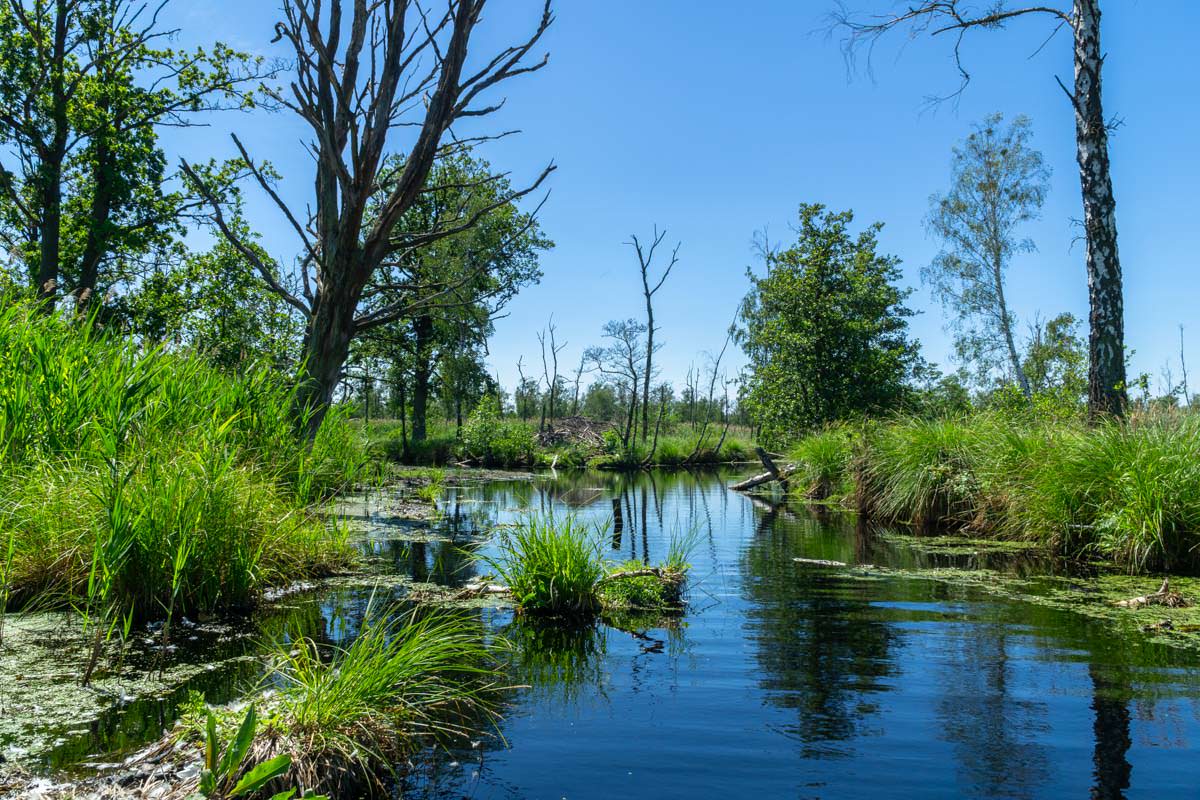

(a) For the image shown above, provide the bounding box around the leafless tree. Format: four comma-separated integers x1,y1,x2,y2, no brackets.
570,353,588,415
834,0,1127,418
686,325,733,464
536,316,566,431
628,226,680,441
1180,325,1190,407
184,0,555,437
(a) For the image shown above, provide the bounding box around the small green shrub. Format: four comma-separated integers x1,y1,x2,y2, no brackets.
459,398,536,467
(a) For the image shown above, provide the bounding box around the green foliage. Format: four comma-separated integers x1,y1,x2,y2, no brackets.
0,297,359,624
738,204,921,446
484,515,605,616
267,606,499,794
786,409,1200,572
787,426,855,500
459,397,536,467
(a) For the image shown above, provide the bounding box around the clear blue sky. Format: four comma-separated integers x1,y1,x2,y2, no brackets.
164,1,1199,396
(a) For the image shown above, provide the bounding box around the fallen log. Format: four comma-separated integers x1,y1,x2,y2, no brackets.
1113,577,1190,609
730,469,793,491
730,447,797,492
793,557,847,567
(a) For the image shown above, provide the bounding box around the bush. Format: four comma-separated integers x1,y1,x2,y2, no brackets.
459,398,536,467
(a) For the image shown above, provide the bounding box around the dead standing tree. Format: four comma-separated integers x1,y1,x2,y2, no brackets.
835,0,1127,419
184,0,555,438
536,317,566,432
628,227,680,442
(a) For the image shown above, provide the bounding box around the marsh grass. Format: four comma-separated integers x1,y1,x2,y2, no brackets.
785,410,1200,572
788,426,855,500
259,606,501,797
0,297,363,631
484,515,605,617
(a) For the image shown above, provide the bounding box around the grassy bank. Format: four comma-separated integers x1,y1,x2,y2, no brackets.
364,411,755,470
0,300,366,630
782,411,1200,573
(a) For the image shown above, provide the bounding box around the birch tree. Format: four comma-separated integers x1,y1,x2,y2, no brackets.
925,113,1049,396
836,0,1128,418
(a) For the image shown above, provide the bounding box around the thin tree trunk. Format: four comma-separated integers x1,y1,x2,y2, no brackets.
642,303,653,442
35,0,70,310
994,258,1031,397
1073,0,1126,419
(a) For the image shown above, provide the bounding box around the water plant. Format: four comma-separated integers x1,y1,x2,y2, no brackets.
260,606,500,796
484,515,606,616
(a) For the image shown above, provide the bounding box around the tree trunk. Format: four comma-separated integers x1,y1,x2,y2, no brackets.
995,258,1031,398
1073,0,1127,419
295,289,359,440
35,1,70,310
411,314,434,441
642,304,653,442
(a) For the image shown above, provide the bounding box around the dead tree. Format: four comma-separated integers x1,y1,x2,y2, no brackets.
570,354,588,415
537,317,567,431
628,227,679,442
184,0,555,438
836,0,1127,419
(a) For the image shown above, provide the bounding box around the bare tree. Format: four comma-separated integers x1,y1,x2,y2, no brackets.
570,353,588,415
184,0,555,437
836,0,1127,418
686,326,733,464
628,227,679,441
586,319,647,449
926,113,1048,396
536,316,566,431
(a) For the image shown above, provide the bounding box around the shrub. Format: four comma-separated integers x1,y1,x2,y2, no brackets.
459,398,536,467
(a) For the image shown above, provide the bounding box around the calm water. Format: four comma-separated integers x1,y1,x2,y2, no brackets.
373,469,1200,800
21,468,1200,798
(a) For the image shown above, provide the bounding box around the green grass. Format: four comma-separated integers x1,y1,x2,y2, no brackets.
484,515,605,616
784,409,1200,573
787,426,855,500
0,297,362,629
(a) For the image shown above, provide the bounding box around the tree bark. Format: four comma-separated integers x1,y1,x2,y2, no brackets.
1073,0,1127,419
411,314,434,442
295,287,359,440
995,257,1031,398
35,0,71,310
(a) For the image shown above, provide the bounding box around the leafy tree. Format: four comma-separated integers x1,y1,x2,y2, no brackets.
737,204,921,444
360,151,550,441
0,0,266,310
1023,312,1086,400
925,114,1049,396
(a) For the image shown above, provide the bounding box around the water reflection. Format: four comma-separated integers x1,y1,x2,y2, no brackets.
25,468,1200,800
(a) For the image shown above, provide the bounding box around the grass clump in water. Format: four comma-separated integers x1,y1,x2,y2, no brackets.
485,515,605,617
255,607,500,798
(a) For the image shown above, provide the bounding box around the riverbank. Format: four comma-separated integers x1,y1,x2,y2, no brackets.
778,411,1200,574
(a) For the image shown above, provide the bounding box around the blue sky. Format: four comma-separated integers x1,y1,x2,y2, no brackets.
164,1,1199,396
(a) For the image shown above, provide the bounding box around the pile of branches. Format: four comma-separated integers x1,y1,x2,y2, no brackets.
536,416,614,448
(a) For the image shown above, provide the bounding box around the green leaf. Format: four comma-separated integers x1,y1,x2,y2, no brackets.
218,704,257,778
229,753,292,797
268,791,295,800
203,709,219,772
